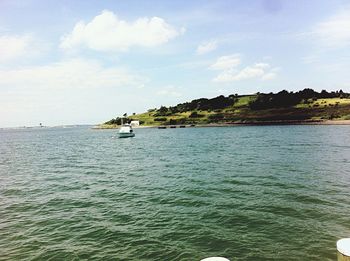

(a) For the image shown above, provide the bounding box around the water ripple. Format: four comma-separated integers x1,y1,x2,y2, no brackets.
1,126,350,260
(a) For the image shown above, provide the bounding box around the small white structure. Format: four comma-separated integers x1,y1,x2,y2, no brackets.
130,120,140,127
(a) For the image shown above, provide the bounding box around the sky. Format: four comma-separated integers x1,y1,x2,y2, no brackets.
1,0,350,127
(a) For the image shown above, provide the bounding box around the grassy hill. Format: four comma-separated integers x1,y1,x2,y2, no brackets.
103,89,350,127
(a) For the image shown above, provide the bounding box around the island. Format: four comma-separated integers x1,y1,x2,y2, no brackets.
98,88,350,128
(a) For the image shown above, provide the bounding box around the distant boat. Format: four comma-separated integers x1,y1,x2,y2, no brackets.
118,124,135,138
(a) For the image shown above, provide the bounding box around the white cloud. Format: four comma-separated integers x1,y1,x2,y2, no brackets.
212,60,278,83
254,63,270,69
196,40,217,55
301,55,320,64
210,54,241,70
60,10,184,52
214,65,264,82
0,58,144,89
261,72,276,81
313,9,350,47
156,86,182,97
262,67,280,81
0,34,33,62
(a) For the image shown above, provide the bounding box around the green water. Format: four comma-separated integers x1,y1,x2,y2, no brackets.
1,126,350,260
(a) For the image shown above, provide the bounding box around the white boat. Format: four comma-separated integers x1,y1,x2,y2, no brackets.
118,124,135,138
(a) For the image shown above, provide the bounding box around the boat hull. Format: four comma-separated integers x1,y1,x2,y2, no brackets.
118,133,135,138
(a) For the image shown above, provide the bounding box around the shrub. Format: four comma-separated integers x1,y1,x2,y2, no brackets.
154,106,169,116
154,117,167,122
168,118,187,125
169,119,177,125
208,113,224,121
189,111,204,118
329,113,340,119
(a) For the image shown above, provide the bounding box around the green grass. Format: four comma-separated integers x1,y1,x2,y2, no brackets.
233,95,257,108
295,98,350,108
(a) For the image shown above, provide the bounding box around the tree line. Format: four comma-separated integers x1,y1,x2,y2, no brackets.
154,88,350,115
249,89,349,110
154,95,237,116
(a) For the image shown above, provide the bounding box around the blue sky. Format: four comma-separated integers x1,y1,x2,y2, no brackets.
1,0,350,127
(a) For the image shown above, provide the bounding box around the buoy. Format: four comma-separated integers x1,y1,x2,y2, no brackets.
200,257,230,261
337,238,350,261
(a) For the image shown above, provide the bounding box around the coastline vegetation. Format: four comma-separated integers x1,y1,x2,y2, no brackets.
103,88,350,127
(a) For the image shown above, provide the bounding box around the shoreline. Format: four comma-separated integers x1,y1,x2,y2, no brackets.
224,119,350,126
92,119,350,129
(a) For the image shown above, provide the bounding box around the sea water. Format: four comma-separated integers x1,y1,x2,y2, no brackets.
1,125,350,260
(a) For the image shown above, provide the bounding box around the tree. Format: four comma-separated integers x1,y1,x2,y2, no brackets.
189,111,204,118
155,106,169,116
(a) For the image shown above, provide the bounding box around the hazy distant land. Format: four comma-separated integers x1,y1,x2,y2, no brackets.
99,89,350,128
